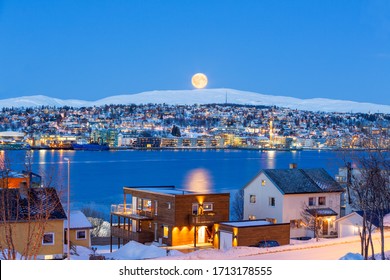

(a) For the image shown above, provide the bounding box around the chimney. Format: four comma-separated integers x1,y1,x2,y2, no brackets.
289,163,297,169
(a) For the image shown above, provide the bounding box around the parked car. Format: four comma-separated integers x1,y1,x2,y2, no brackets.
251,240,280,248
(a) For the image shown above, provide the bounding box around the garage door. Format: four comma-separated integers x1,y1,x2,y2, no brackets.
219,231,233,250
339,224,356,238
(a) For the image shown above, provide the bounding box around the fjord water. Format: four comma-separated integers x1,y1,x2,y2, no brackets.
5,149,349,217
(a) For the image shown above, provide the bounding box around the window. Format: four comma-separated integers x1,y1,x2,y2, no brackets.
308,197,316,206
137,198,142,210
269,197,275,207
261,180,266,186
290,219,302,228
318,197,326,206
143,199,152,211
42,233,54,245
250,195,256,203
154,200,158,215
203,202,213,211
266,218,277,224
192,203,199,215
248,215,256,220
335,175,346,183
163,226,169,238
167,202,171,210
76,230,86,240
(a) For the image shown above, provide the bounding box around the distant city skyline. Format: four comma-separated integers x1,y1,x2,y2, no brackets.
1,0,390,105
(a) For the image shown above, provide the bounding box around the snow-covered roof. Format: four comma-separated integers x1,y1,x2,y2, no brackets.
64,210,93,229
127,187,195,195
221,220,272,227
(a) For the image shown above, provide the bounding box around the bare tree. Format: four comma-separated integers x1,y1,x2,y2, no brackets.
81,206,107,237
347,149,390,260
231,188,244,221
300,203,322,242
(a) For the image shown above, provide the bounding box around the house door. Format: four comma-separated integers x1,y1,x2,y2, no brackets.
322,219,328,235
198,226,206,243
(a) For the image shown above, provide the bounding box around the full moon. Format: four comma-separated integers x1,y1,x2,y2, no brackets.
191,73,208,89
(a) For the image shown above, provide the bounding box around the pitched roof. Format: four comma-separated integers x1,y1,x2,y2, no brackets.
263,168,343,194
64,210,93,229
0,187,66,222
306,208,338,217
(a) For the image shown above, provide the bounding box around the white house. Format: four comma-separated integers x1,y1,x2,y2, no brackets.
243,167,344,238
336,211,390,238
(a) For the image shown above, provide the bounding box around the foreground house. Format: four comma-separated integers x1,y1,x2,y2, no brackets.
243,166,344,238
110,186,230,251
0,187,67,259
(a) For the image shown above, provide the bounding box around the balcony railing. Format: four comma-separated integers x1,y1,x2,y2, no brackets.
111,204,133,214
189,213,222,225
111,204,153,219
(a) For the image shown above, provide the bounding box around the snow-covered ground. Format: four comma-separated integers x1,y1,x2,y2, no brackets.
70,241,184,260
68,232,390,260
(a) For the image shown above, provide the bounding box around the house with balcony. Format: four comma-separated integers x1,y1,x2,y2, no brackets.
243,166,344,239
110,186,230,251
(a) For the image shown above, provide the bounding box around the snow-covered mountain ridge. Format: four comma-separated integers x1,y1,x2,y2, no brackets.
1,88,389,114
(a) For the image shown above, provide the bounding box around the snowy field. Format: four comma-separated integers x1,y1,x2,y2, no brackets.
68,232,390,261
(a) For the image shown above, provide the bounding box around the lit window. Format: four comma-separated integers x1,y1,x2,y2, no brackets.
308,197,316,206
290,219,302,228
42,233,54,245
248,215,256,220
143,199,152,211
203,202,213,211
163,226,169,238
261,180,266,186
137,198,142,210
76,230,86,240
250,195,256,203
269,197,275,207
318,197,326,206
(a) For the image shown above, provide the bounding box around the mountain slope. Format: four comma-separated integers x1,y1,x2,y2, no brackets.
0,89,389,113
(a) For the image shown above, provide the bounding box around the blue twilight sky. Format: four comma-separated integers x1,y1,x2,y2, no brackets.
0,0,390,105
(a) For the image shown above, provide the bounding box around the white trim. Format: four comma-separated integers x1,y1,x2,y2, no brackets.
76,230,87,240
42,232,55,245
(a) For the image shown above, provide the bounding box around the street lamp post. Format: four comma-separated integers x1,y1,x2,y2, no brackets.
64,157,71,260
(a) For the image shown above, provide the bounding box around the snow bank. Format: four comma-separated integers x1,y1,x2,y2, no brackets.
102,241,183,260
339,253,364,260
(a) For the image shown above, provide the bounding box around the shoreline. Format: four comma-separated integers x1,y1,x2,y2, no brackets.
1,146,387,152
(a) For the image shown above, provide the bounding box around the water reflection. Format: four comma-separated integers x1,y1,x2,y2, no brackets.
184,168,213,193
